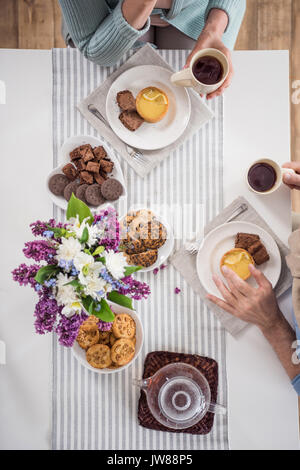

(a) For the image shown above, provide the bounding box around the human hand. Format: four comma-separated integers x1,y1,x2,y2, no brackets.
185,30,233,100
206,264,283,332
282,162,300,190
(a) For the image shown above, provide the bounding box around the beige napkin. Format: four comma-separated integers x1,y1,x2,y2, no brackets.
77,44,214,178
171,196,293,337
286,230,300,328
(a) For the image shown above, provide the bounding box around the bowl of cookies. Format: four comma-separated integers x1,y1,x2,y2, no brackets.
72,301,143,374
47,135,126,211
119,208,174,272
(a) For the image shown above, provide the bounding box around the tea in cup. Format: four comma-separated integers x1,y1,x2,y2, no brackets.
247,158,295,195
170,48,229,95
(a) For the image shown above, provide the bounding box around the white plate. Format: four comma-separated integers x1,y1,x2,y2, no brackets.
106,65,191,150
72,300,143,374
196,221,281,297
46,135,126,211
120,207,174,273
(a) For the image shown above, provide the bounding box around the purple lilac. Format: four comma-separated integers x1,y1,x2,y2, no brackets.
98,320,113,332
93,207,120,251
30,219,64,237
119,275,151,300
34,294,62,334
23,240,57,263
174,287,181,294
12,263,40,288
55,311,88,347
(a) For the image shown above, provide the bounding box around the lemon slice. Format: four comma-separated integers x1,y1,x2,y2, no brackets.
142,89,168,104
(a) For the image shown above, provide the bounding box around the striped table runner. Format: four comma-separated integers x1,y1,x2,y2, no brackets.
52,48,228,450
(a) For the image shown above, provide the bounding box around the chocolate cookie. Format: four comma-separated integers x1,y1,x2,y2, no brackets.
49,174,70,196
100,178,123,201
63,181,81,201
75,184,89,203
85,183,106,207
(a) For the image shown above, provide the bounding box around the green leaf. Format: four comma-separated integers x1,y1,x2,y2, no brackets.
64,279,83,292
79,227,89,244
123,265,142,277
47,225,67,239
94,298,115,322
92,246,105,256
66,193,94,225
34,265,60,284
107,291,134,310
81,295,93,313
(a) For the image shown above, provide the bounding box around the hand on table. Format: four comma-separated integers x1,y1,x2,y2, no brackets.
206,264,283,332
185,30,233,100
282,161,300,190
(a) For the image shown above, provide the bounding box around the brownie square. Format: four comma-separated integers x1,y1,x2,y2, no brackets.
70,147,82,161
93,145,107,161
100,159,114,173
74,158,86,171
94,173,106,185
235,233,260,250
62,163,78,181
80,171,94,185
253,246,270,265
86,161,100,173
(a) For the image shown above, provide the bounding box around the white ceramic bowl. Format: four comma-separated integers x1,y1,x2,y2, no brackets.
119,206,174,273
72,300,143,374
46,135,127,211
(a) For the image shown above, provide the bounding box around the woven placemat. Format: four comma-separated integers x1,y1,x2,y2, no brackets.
138,351,218,435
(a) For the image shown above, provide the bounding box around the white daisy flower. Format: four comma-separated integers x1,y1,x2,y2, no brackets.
73,251,95,273
56,273,78,307
56,237,82,263
105,250,127,279
62,301,82,318
67,216,100,247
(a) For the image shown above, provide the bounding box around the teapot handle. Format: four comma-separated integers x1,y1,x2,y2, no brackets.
132,377,151,390
208,402,227,415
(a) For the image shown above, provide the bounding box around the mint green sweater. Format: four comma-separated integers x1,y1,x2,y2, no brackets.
59,0,246,66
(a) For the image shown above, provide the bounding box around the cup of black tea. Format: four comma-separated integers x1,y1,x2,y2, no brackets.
171,48,229,95
247,158,295,195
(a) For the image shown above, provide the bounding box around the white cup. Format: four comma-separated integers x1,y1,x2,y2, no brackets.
246,158,295,195
170,48,229,95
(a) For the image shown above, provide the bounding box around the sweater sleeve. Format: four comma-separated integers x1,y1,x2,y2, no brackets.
291,374,300,395
59,0,150,66
205,0,246,31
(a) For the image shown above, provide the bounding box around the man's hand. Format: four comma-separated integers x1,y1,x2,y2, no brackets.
282,162,300,190
185,9,233,100
206,264,283,332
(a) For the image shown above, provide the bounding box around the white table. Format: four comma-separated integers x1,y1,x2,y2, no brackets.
0,49,299,450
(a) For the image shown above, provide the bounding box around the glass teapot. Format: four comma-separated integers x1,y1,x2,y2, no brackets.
134,362,226,430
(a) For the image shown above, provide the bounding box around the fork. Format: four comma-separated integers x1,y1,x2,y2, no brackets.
87,104,150,167
185,203,248,255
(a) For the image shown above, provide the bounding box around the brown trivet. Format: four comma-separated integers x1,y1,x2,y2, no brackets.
138,351,218,435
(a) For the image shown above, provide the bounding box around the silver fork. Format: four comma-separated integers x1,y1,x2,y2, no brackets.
87,104,150,167
185,203,248,255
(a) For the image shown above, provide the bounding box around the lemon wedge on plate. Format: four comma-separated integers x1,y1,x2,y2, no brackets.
136,86,169,123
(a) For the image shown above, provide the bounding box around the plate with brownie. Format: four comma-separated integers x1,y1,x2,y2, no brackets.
196,221,281,297
106,65,191,150
47,135,126,210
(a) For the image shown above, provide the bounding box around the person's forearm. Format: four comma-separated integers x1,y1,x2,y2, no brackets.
260,314,300,381
203,8,229,37
122,0,157,30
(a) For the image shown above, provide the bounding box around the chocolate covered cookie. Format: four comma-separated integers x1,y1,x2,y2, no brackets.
85,183,106,206
100,178,123,201
63,181,81,201
49,174,70,196
75,184,89,203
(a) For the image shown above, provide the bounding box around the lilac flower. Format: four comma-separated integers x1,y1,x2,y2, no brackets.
174,287,181,294
119,275,151,300
23,240,57,263
98,320,113,332
153,268,159,275
94,207,120,251
160,264,167,270
55,311,88,347
30,219,64,237
34,294,62,335
12,263,40,288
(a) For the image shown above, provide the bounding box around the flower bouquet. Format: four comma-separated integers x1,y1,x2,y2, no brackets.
12,195,150,347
